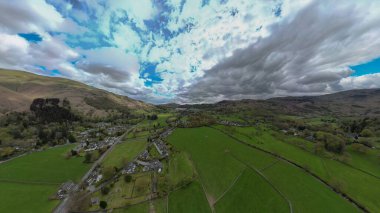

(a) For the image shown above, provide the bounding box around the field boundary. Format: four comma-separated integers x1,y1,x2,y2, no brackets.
0,179,61,185
260,160,280,172
230,154,293,213
213,168,245,205
210,126,369,213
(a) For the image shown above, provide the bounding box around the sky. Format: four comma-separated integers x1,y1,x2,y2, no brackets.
0,0,380,104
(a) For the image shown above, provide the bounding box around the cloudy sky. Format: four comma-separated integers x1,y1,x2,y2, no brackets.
0,0,380,104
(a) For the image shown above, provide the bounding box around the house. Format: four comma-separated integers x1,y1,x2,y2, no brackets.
56,181,77,199
91,197,99,206
122,162,137,174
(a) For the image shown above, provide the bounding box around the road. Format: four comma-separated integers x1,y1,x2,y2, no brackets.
53,125,137,213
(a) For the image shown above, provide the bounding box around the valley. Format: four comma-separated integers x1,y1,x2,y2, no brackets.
0,71,379,213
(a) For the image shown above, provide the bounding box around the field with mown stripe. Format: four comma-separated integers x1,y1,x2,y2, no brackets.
167,127,359,212
217,125,380,212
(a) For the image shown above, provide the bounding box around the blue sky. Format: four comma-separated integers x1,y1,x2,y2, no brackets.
0,0,380,103
351,58,380,76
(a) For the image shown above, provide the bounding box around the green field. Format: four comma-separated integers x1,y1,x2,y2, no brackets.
112,202,149,213
167,151,196,187
167,127,358,212
168,181,211,213
89,172,152,210
102,139,147,169
168,127,246,199
219,125,380,212
0,145,90,183
0,182,59,213
215,169,289,213
0,145,91,212
112,198,167,213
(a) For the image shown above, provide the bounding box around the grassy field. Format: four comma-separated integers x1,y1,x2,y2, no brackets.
102,139,147,169
168,181,211,213
126,130,150,139
133,173,152,197
263,161,358,213
167,127,359,212
89,172,152,210
0,144,91,212
0,144,90,183
0,182,59,213
94,178,134,208
112,197,167,213
112,202,149,212
168,127,246,200
167,151,196,187
215,168,289,213
346,145,380,177
219,125,380,212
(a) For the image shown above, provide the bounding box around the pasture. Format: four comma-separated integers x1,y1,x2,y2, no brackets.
220,125,380,212
167,127,359,212
168,181,211,213
101,138,147,169
0,144,90,183
0,144,91,212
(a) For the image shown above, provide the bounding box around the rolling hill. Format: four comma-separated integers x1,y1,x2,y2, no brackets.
0,69,154,116
172,89,380,117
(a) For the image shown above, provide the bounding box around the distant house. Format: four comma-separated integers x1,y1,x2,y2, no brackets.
91,197,99,206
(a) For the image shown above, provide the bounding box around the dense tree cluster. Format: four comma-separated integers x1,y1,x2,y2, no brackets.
147,114,158,120
314,131,345,154
30,98,78,123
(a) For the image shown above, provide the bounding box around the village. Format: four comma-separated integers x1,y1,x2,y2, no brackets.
54,119,174,211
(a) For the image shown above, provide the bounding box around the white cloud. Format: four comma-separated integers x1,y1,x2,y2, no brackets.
178,0,380,103
339,73,380,90
113,24,142,53
1,0,380,104
0,33,81,77
0,0,80,34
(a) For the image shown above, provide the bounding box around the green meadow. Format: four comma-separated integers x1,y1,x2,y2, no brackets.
168,181,211,213
219,125,380,212
0,144,91,212
167,127,359,212
102,138,147,169
0,144,90,183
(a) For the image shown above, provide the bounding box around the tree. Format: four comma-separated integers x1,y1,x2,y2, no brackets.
84,152,93,163
361,129,374,137
71,149,78,156
102,167,115,180
101,186,110,195
68,134,76,143
315,131,345,154
99,201,107,209
62,98,71,110
124,175,132,183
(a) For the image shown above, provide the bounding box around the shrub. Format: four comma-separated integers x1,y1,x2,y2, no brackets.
68,134,76,143
84,152,93,163
71,149,78,156
351,143,369,154
101,186,110,195
99,201,107,209
124,175,132,183
102,167,115,180
315,131,345,154
361,129,374,137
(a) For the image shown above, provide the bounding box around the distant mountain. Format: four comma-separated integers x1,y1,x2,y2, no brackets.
0,69,154,116
173,89,380,117
266,89,380,117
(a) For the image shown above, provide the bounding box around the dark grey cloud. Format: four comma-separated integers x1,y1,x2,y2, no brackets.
178,1,380,103
77,62,130,82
